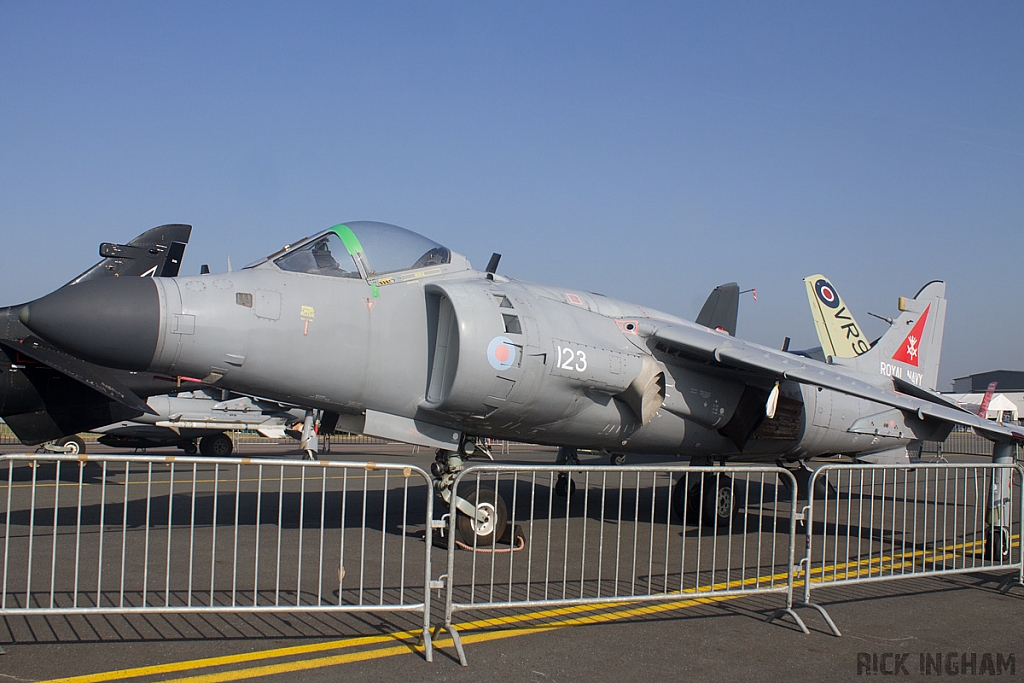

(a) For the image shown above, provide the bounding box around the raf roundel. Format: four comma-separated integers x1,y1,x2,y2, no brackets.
814,279,841,309
487,336,517,371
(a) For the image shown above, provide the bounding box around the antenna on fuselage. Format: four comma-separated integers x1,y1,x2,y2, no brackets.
867,311,894,325
486,253,501,280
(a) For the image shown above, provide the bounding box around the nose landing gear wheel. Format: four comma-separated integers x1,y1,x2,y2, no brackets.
554,472,576,497
455,486,508,546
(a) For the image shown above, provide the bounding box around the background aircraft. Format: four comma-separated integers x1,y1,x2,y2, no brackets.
803,274,874,361
0,225,194,444
18,221,1023,545
50,388,308,456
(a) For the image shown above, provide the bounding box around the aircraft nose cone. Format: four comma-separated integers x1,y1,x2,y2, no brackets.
19,277,160,371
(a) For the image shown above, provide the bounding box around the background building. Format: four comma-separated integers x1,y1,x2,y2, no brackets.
948,370,1024,425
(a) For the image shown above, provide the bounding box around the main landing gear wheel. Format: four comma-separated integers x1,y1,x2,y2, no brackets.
455,486,508,546
199,433,233,457
673,473,745,525
181,441,198,456
554,472,576,497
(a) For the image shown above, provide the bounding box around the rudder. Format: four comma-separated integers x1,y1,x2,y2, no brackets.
831,281,946,391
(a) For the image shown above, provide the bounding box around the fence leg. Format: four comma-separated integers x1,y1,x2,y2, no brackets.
790,492,842,636
997,574,1023,594
431,622,467,666
791,559,841,636
766,604,810,634
419,626,434,663
790,600,842,636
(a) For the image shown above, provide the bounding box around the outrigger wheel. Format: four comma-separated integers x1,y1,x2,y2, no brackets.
984,527,1011,562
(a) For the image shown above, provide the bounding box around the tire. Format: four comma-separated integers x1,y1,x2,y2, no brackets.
984,528,1011,562
182,441,198,455
455,486,508,546
56,435,86,455
554,473,576,497
199,433,233,457
672,476,689,521
675,473,745,526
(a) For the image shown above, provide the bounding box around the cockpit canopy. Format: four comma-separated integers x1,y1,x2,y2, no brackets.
272,222,451,279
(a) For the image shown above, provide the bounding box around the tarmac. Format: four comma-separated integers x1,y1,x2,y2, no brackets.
0,442,1021,683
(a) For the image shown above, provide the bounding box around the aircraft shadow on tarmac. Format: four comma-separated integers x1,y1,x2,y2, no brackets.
3,463,806,538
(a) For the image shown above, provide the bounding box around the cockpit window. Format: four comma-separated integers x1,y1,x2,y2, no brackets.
343,222,450,275
271,221,451,279
274,233,361,278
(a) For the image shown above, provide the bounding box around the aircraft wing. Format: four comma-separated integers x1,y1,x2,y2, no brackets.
647,321,1024,443
2,337,156,416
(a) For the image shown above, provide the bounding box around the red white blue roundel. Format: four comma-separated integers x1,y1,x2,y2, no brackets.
487,336,516,371
814,279,840,309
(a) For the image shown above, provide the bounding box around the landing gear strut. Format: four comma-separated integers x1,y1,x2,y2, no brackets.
42,435,86,455
431,437,507,546
986,443,1014,562
299,409,318,461
554,446,579,497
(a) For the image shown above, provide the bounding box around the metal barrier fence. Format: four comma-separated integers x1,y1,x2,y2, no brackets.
0,453,439,660
439,464,803,665
3,453,1022,666
796,463,1024,634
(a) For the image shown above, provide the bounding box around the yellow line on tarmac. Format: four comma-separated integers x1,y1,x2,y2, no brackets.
800,534,1021,585
34,600,640,683
40,593,740,683
31,536,1022,682
39,535,1014,683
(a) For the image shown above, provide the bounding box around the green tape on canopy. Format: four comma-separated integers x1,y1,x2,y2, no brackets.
330,224,364,256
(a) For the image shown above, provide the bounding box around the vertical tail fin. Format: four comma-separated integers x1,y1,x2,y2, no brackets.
803,275,871,359
977,381,999,418
695,282,739,336
830,280,947,392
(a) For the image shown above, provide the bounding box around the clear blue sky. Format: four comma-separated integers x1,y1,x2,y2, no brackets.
2,2,1021,389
